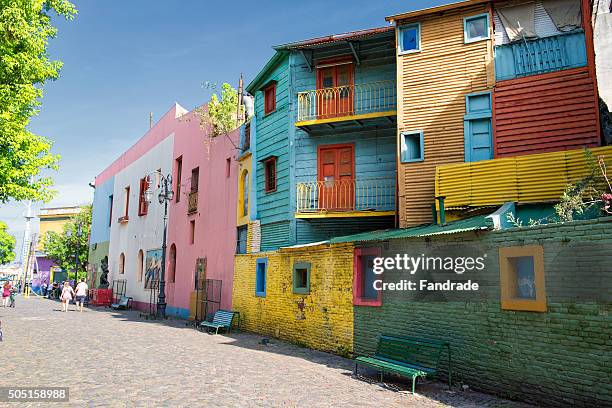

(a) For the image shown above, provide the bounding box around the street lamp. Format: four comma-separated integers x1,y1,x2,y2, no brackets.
144,171,174,318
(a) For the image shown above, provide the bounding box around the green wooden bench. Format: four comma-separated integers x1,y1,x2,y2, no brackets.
354,334,451,394
198,310,239,334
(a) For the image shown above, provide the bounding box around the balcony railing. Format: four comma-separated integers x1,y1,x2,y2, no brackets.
296,80,397,123
296,177,395,214
494,32,587,81
188,191,198,214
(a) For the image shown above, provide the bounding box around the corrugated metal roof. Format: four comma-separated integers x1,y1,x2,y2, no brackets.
329,215,493,244
273,26,393,50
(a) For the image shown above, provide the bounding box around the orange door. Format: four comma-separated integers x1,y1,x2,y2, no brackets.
316,63,354,119
318,145,355,211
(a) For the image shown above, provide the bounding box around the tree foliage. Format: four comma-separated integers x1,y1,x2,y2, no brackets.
196,82,243,138
43,204,91,279
0,221,15,264
0,0,77,203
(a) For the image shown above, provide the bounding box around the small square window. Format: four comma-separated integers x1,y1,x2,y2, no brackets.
499,245,546,312
255,258,267,297
398,23,420,54
264,83,276,115
353,248,382,307
464,14,489,43
400,130,424,163
293,262,311,294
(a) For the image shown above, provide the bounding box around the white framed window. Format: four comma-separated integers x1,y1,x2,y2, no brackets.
398,23,421,54
400,130,424,163
464,13,490,43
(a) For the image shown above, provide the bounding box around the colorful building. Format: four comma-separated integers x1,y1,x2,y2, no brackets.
89,103,238,318
387,0,609,226
34,206,82,291
242,27,398,252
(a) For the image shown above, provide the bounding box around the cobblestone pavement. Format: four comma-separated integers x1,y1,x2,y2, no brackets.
0,297,532,407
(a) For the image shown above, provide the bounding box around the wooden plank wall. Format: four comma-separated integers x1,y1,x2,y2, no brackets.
494,67,600,157
397,4,494,227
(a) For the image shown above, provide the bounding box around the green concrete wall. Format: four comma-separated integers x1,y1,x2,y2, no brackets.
87,241,109,288
354,218,612,407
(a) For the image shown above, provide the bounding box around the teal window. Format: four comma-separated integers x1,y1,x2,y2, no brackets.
464,92,493,162
400,130,424,163
292,262,311,294
464,13,489,43
255,258,267,297
398,23,420,53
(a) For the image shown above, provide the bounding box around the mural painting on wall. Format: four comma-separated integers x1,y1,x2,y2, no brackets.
145,249,163,289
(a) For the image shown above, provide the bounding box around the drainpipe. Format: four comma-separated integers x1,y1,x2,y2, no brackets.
435,196,446,226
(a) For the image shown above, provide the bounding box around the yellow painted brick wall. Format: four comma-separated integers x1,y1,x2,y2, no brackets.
232,243,354,355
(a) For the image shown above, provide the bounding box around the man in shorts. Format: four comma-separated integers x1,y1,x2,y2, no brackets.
75,279,88,312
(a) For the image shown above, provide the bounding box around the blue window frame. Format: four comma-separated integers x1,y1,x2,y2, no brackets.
464,13,490,43
464,92,493,162
255,258,267,297
400,130,424,163
398,23,420,54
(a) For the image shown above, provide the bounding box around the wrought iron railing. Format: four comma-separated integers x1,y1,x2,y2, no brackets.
494,32,587,80
296,80,397,122
188,191,198,214
296,177,396,213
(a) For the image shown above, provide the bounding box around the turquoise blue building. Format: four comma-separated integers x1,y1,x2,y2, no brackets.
245,27,398,251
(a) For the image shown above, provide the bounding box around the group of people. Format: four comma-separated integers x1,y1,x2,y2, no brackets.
59,279,88,312
1,278,89,312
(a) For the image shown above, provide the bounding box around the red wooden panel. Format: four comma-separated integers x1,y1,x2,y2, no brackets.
494,67,600,158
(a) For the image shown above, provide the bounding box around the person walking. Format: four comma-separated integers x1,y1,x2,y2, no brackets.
75,278,88,312
2,281,11,307
60,282,74,312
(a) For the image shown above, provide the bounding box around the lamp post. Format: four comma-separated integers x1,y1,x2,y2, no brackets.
144,171,174,319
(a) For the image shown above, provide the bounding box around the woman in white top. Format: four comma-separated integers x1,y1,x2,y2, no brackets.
60,282,75,312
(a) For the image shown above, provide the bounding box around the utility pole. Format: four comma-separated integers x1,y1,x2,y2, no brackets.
20,199,34,293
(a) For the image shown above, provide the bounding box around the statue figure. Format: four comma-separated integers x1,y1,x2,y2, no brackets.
99,256,110,289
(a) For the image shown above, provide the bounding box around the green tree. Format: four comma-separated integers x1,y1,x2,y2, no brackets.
197,82,243,138
0,221,16,264
0,0,77,203
43,204,91,280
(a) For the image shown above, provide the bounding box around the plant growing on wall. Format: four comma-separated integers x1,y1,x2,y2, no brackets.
43,205,91,279
554,150,612,222
0,221,16,264
195,82,243,152
0,0,77,203
507,149,612,227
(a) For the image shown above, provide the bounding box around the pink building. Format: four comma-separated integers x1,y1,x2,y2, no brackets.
89,102,238,318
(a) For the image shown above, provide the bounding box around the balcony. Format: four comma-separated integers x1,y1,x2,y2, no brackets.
296,80,396,128
296,177,396,218
188,191,198,214
494,32,587,81
435,146,612,210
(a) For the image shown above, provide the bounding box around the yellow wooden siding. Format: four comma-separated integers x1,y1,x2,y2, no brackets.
397,4,494,227
436,146,612,208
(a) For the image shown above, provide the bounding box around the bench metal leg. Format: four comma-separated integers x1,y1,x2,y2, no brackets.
353,363,358,376
380,371,383,382
412,376,417,394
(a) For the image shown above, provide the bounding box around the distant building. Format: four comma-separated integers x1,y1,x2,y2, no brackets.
34,206,82,290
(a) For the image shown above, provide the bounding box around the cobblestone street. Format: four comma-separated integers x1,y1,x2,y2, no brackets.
1,297,530,407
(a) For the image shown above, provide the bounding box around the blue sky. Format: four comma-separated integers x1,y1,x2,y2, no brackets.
0,0,445,260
